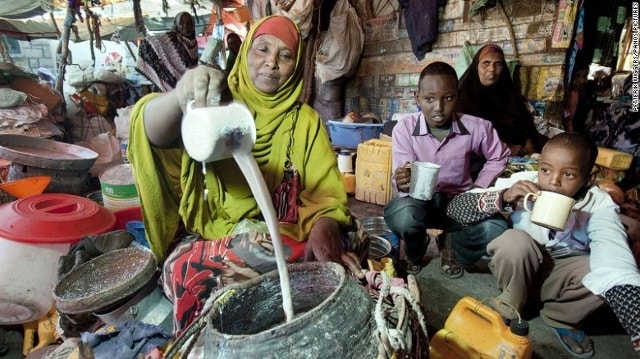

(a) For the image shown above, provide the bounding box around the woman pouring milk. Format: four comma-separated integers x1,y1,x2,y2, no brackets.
127,15,363,335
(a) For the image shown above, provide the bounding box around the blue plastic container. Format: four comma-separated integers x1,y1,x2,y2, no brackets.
384,232,401,259
126,220,148,248
327,119,384,149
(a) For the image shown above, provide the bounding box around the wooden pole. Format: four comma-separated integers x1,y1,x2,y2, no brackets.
49,11,61,38
497,0,518,59
617,18,632,71
84,5,96,64
124,41,137,61
55,8,75,94
133,0,148,37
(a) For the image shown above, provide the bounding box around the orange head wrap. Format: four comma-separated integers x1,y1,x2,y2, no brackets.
252,16,299,55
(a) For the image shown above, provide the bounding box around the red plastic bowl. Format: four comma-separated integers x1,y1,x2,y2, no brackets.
113,205,143,230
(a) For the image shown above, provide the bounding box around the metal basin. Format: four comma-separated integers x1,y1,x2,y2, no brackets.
54,247,157,314
0,134,98,170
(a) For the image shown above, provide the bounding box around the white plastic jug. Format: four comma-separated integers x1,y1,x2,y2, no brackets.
181,100,256,163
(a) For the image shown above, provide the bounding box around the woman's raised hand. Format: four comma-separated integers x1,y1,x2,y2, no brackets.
175,65,228,113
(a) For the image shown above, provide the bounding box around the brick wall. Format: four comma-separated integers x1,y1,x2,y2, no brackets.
345,0,574,128
3,37,56,75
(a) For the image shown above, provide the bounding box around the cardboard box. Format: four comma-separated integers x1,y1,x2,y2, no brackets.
355,139,393,205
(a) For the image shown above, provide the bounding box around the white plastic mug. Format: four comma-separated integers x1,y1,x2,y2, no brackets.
181,101,256,163
523,191,576,231
409,161,441,201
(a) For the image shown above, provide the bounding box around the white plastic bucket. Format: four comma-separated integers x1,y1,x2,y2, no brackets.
102,193,141,210
0,239,70,324
0,193,116,324
100,164,140,210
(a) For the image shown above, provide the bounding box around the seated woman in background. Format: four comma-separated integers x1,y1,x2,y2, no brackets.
135,11,199,92
127,15,363,335
456,44,546,156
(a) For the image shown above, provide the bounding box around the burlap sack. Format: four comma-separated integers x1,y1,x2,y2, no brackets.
0,88,26,108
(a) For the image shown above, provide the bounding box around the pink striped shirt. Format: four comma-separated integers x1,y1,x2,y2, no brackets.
391,112,510,196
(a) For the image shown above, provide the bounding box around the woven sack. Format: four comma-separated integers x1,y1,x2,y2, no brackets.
0,88,26,108
315,0,364,83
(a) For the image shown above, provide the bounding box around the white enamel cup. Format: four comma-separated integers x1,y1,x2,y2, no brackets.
523,191,576,231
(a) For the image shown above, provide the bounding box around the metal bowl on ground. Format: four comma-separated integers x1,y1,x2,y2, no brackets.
361,216,393,236
360,217,394,240
53,247,157,314
369,235,392,260
360,216,387,229
92,272,173,332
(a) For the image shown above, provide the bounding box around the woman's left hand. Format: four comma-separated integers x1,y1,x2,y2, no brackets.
305,217,364,279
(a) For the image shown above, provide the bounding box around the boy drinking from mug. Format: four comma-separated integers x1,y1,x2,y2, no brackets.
447,132,640,358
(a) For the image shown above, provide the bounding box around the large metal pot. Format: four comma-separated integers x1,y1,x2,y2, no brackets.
204,262,378,358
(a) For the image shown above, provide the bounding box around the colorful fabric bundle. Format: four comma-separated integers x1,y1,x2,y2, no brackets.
161,233,305,335
135,31,198,92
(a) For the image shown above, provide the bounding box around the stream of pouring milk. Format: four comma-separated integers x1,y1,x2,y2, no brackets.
183,100,294,322
232,152,295,322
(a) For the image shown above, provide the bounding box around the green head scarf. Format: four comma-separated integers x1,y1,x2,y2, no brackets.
227,15,305,166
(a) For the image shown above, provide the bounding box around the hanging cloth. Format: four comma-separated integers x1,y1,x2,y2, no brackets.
398,0,446,60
